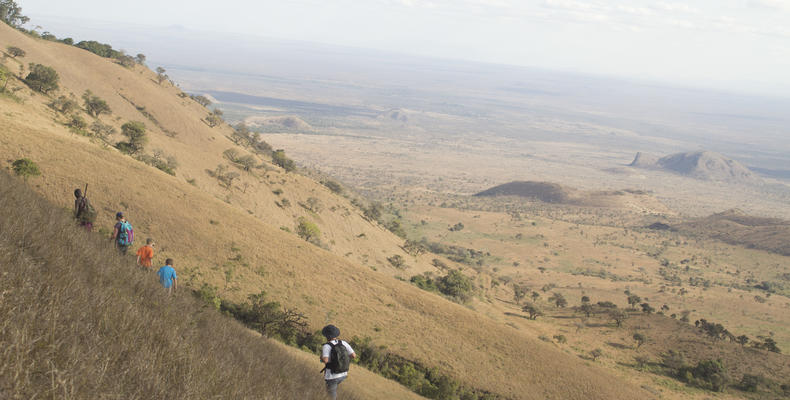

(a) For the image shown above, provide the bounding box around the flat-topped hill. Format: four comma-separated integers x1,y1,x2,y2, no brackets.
629,151,761,184
674,209,790,256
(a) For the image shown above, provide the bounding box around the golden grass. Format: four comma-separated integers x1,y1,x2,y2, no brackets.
0,170,345,400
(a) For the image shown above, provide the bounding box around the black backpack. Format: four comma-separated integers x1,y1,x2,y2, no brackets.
77,197,97,223
326,341,350,373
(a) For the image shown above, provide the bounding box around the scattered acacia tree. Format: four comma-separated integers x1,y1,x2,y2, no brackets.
0,0,29,28
633,333,646,350
609,309,629,328
437,270,474,302
89,120,116,140
191,94,211,107
531,291,540,302
82,90,111,117
205,108,224,127
296,217,320,244
155,66,168,85
735,335,749,347
549,292,567,308
11,158,40,180
272,149,296,172
513,284,529,304
387,254,405,269
640,302,655,315
50,95,79,113
580,302,593,317
590,349,603,362
522,302,543,320
24,63,59,94
627,294,642,310
6,45,25,58
116,121,147,155
68,114,87,130
134,53,146,65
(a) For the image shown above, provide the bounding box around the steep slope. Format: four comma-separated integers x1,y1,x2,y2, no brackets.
0,23,655,399
628,151,760,184
0,171,336,400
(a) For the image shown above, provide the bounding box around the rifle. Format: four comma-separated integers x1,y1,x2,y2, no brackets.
84,183,88,198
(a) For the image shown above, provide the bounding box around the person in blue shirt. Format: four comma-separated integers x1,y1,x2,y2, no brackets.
157,258,177,295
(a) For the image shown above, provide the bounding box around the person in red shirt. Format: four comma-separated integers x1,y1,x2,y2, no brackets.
136,238,155,269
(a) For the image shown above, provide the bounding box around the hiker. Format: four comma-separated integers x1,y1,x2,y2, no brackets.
73,188,96,231
320,324,356,400
136,238,155,270
111,212,134,255
157,258,177,295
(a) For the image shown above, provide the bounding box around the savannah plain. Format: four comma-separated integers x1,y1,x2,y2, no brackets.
165,31,790,398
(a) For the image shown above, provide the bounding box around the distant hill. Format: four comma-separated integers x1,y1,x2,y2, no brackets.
475,181,571,203
628,151,760,184
474,181,672,214
675,209,790,256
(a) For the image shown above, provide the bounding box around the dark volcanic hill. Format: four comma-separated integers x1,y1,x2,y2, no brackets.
474,181,571,203
629,151,760,184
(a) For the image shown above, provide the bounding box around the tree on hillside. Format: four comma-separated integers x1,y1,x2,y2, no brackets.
82,90,111,117
49,95,79,114
640,302,655,315
590,348,603,362
155,66,168,85
0,0,29,28
531,291,540,302
6,45,25,58
24,63,59,94
521,302,543,320
609,309,629,328
579,303,593,317
135,53,146,65
117,121,147,155
513,284,529,304
206,108,224,127
633,333,646,350
627,294,641,310
191,94,211,107
272,149,296,172
437,270,474,302
581,295,590,304
549,292,567,308
735,335,749,347
75,41,121,59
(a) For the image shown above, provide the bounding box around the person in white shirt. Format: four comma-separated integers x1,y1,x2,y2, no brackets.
320,324,356,400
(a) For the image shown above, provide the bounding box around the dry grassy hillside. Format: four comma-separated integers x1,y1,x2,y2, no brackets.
0,23,657,399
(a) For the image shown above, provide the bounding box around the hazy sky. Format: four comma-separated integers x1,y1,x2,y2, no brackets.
18,0,790,96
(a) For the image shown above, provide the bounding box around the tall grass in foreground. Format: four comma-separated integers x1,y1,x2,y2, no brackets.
0,171,347,400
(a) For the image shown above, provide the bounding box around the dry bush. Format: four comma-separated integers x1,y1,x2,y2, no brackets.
0,171,350,400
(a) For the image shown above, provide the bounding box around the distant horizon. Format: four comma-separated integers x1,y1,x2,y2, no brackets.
17,0,790,98
18,13,790,102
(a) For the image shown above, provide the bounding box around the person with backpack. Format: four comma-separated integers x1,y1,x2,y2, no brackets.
320,324,355,400
73,188,96,231
111,212,134,255
136,238,155,270
157,258,177,295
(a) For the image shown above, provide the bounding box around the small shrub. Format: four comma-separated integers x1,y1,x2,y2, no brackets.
6,46,26,58
323,179,343,194
296,217,320,244
387,254,406,269
11,158,41,179
194,283,221,310
737,374,763,392
590,349,603,361
67,114,88,131
553,335,567,344
49,95,79,113
89,120,116,140
272,188,283,195
82,90,111,117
